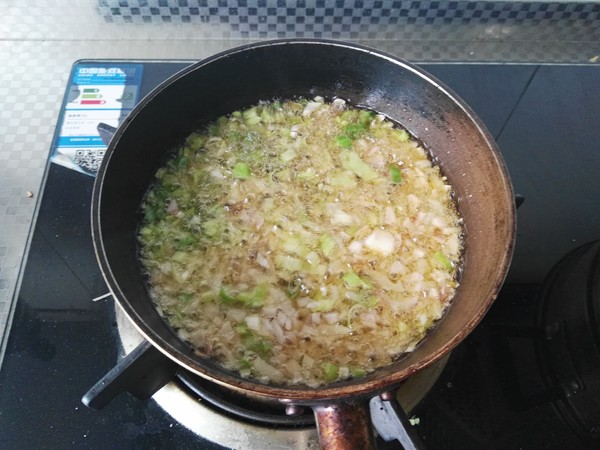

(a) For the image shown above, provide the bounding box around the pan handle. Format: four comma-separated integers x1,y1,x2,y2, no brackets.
82,340,178,409
370,392,425,450
309,391,425,450
312,399,376,449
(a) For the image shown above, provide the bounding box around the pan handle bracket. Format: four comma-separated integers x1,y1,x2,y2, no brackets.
81,340,178,410
370,392,425,450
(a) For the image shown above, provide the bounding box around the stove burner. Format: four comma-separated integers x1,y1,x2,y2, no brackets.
103,302,449,448
175,370,315,427
535,240,600,446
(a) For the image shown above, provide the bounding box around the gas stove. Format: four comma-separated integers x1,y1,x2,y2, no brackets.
1,60,599,449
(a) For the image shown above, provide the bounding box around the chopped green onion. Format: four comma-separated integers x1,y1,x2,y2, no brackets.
409,416,421,426
336,135,353,149
389,164,403,184
239,358,252,370
298,167,317,180
275,255,304,273
434,251,453,271
235,322,251,336
202,218,223,237
309,299,337,312
344,123,364,139
361,296,378,308
144,206,160,222
242,107,262,125
282,235,310,258
244,334,272,356
177,293,194,303
185,132,206,150
359,110,375,127
342,271,371,289
219,285,267,308
175,234,196,249
173,155,189,169
328,171,357,188
238,285,268,308
340,110,354,122
172,251,188,263
170,309,184,327
219,287,237,305
280,148,297,162
323,362,339,382
319,234,337,257
339,151,379,182
350,367,367,378
232,162,251,179
236,324,272,356
398,129,410,142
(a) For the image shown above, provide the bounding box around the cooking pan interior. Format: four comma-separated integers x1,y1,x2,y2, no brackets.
94,40,515,399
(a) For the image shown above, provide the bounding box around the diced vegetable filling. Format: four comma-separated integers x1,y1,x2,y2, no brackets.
139,97,463,387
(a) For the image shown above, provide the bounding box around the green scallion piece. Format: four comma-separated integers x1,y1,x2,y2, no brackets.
219,287,237,304
242,107,262,125
239,358,252,370
175,234,196,249
237,285,268,308
309,299,337,312
220,286,267,309
323,362,339,382
339,151,379,182
350,367,367,378
185,132,206,150
342,271,371,289
398,129,410,142
336,135,353,149
344,123,364,139
244,335,272,356
319,234,337,257
328,172,357,188
389,164,403,184
434,251,454,271
232,162,251,179
178,293,194,303
359,110,375,127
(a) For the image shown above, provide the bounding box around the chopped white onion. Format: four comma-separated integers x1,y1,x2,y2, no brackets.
348,241,363,254
324,312,340,324
332,98,346,110
384,206,397,224
245,315,261,331
256,252,270,269
166,199,179,215
253,358,284,383
210,168,225,179
365,230,396,256
331,209,354,226
302,101,323,117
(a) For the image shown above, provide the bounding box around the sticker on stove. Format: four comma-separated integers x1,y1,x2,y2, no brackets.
50,63,143,176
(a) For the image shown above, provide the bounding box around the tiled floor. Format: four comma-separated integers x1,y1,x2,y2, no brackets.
1,0,599,356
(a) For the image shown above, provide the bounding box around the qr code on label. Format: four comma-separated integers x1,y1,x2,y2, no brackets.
74,149,105,173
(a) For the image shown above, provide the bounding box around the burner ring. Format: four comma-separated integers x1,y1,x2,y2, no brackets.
176,370,316,427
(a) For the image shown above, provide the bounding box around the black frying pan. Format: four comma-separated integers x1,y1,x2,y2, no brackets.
92,39,515,448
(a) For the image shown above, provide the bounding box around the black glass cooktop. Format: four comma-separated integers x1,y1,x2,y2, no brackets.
1,59,599,449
